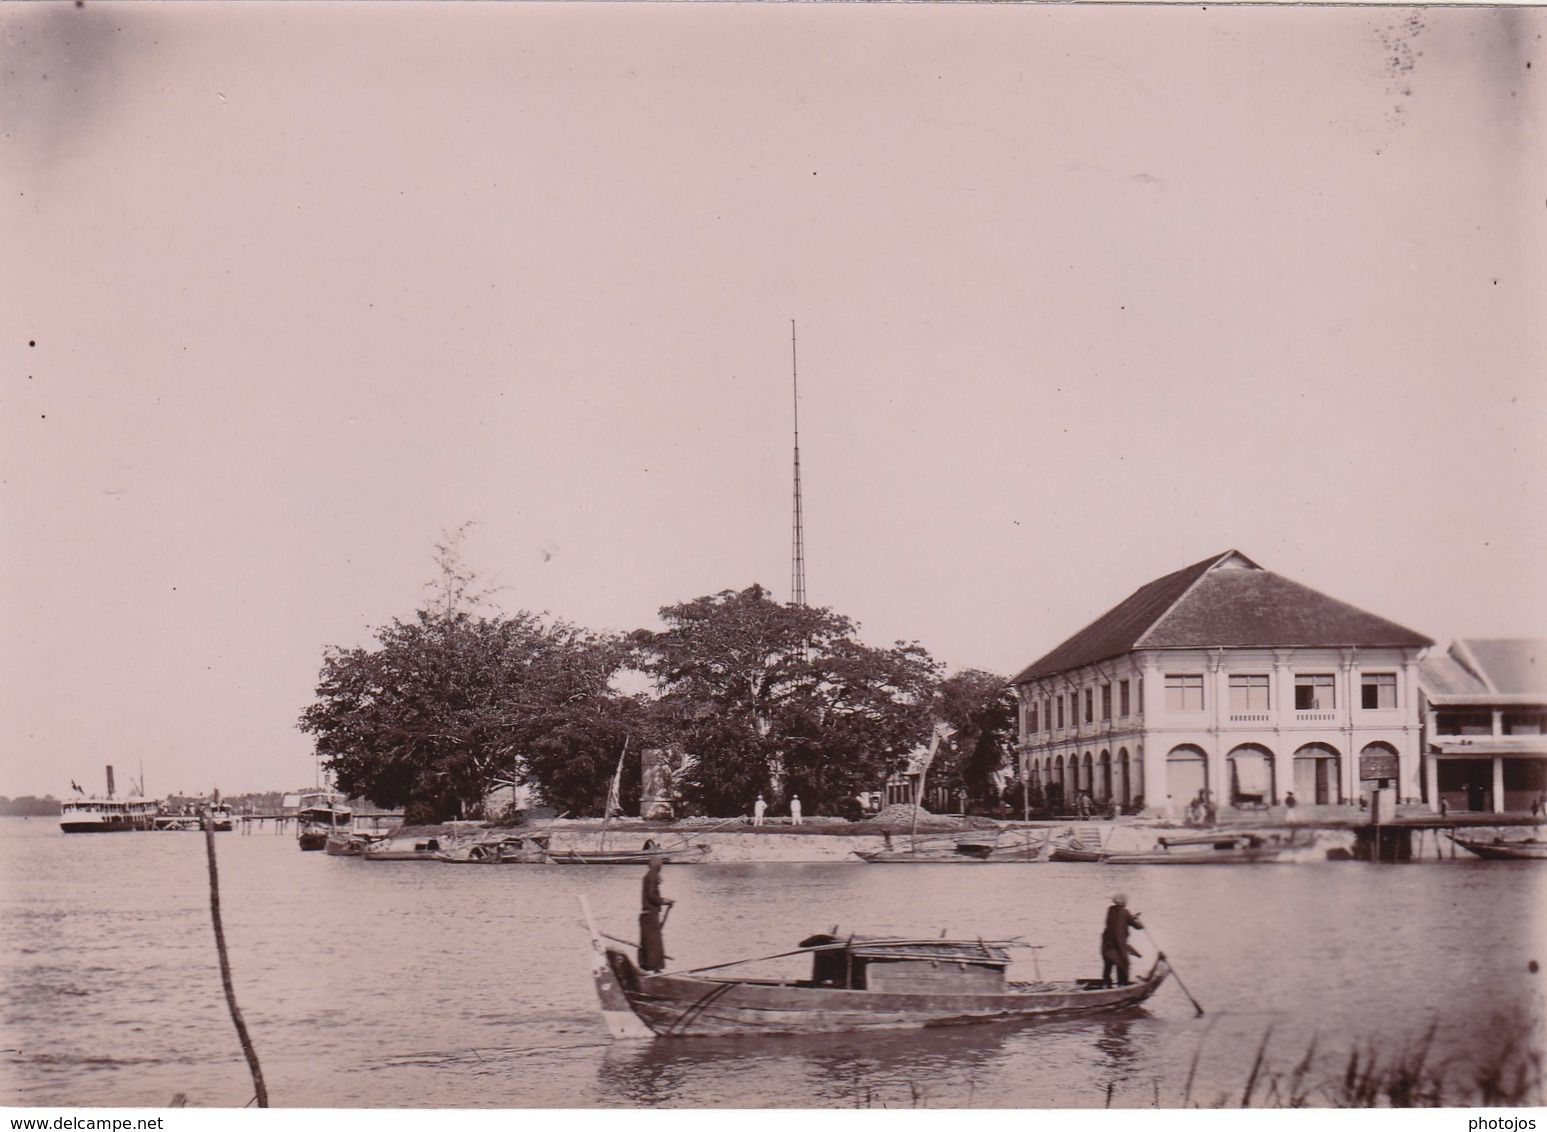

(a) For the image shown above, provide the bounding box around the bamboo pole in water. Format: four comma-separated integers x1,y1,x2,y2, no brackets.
204,812,268,1107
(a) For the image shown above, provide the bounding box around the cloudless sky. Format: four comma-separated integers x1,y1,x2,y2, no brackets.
3,2,1543,798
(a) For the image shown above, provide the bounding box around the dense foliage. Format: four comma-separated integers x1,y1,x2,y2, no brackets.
926,669,1018,812
299,609,636,822
297,532,1009,822
632,585,941,816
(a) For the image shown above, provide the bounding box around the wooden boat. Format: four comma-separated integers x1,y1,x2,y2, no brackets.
1450,832,1547,860
295,791,352,851
324,831,388,856
439,833,551,863
581,898,1169,1038
856,833,1044,863
1103,832,1287,865
362,834,450,861
1047,826,1107,862
547,842,710,865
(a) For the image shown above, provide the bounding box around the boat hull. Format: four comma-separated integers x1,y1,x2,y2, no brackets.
548,845,710,865
1103,848,1285,865
855,850,996,863
1451,837,1547,860
605,953,1168,1037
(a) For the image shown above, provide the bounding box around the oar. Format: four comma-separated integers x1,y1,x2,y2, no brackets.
1141,925,1204,1016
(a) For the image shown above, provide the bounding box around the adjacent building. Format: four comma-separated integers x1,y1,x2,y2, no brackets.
1009,551,1433,818
1418,639,1547,814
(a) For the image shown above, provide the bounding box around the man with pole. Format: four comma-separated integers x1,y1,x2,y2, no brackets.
1100,893,1143,987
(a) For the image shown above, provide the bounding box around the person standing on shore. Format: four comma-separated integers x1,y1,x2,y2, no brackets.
753,795,767,826
639,857,673,972
1100,894,1143,987
790,795,802,825
1285,791,1299,823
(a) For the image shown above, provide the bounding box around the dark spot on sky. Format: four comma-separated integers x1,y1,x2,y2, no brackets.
29,340,36,346
1531,959,1540,974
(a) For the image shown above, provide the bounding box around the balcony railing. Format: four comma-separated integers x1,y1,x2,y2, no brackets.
1229,713,1271,723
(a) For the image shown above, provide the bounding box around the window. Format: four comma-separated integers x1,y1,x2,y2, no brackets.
1228,674,1270,712
1295,674,1335,710
1505,712,1546,736
1101,683,1112,720
1361,673,1397,710
1119,679,1130,717
1070,692,1078,726
1437,710,1492,736
1027,704,1039,735
1056,696,1064,730
1164,674,1204,712
1044,699,1053,732
1084,689,1094,724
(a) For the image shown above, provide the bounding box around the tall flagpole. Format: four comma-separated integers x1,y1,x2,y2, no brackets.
790,320,807,608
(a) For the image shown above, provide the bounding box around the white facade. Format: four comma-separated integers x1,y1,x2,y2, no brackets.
1014,646,1426,817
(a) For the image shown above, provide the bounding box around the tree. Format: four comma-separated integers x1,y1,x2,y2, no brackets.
928,669,1018,813
298,532,638,821
633,585,941,816
300,610,629,821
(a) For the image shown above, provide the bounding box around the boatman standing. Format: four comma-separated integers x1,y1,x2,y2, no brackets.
1100,894,1143,987
639,856,673,972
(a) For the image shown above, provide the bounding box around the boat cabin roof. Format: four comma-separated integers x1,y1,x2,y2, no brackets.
800,934,1013,968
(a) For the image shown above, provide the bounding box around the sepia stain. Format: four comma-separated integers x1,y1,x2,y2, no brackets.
0,2,148,173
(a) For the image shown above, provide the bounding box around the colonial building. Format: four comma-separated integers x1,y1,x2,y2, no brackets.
1418,639,1547,814
1009,551,1432,818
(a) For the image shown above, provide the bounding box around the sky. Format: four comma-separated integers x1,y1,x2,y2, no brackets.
2,2,1543,799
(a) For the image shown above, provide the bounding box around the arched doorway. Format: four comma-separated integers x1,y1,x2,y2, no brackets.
1081,752,1094,796
1228,744,1276,807
1117,747,1131,808
1053,755,1066,812
1358,743,1400,808
1098,750,1113,803
1166,745,1208,810
1294,743,1342,805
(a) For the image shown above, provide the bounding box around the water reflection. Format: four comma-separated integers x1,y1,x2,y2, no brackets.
595,1008,1160,1108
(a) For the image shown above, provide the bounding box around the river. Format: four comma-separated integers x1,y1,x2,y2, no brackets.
1,817,1542,1109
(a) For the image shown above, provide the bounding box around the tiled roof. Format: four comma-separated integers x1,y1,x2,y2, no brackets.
1010,550,1432,684
1456,639,1547,695
1418,652,1488,697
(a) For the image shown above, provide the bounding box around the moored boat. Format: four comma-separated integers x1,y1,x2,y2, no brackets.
1047,826,1108,861
581,898,1169,1038
295,791,352,851
362,834,449,860
855,831,1044,863
60,796,159,833
60,767,157,833
547,842,710,865
324,830,388,856
1103,832,1289,865
1449,832,1547,860
439,833,551,863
